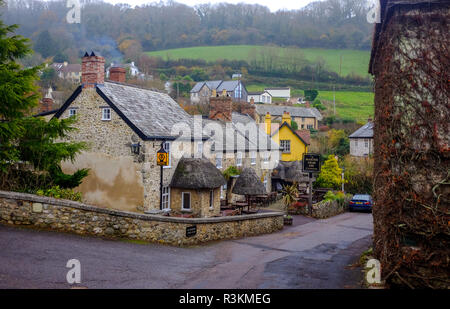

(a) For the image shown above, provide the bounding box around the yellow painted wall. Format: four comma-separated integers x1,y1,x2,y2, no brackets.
272,125,308,162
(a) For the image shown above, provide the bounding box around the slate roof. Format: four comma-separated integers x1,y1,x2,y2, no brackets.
205,112,279,153
191,80,223,93
97,82,193,139
349,122,374,139
255,105,323,121
191,80,243,93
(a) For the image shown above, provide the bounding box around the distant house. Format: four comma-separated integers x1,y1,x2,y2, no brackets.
254,105,323,130
349,121,374,157
231,73,242,79
106,62,140,79
247,91,272,104
51,62,81,82
265,87,290,100
190,80,248,103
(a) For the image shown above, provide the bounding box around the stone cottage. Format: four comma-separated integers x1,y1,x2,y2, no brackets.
51,52,279,216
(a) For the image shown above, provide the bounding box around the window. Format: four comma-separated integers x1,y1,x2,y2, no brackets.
235,84,242,99
69,108,76,117
307,124,313,129
216,153,223,169
250,151,256,165
302,117,305,122
209,190,214,209
301,124,304,129
102,108,111,121
263,152,270,163
236,152,243,166
364,139,369,148
161,187,170,210
220,184,227,199
163,141,171,168
355,140,358,147
280,140,291,153
182,192,191,210
197,142,203,156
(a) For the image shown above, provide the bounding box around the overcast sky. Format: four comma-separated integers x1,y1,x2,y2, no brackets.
102,0,320,12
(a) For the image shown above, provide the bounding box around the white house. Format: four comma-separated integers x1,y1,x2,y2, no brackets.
349,121,374,157
247,91,272,104
265,87,290,100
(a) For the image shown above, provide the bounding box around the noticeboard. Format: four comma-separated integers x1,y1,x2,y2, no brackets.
303,153,321,173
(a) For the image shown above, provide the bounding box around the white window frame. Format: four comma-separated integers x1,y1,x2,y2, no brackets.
102,108,111,121
216,153,223,169
263,152,270,164
163,141,171,168
250,151,256,165
162,186,170,210
197,141,203,156
181,192,191,210
364,139,369,148
236,152,243,167
69,108,77,117
220,184,227,199
209,190,214,209
280,140,291,154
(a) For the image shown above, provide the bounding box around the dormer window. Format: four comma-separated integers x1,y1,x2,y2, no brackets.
102,108,111,121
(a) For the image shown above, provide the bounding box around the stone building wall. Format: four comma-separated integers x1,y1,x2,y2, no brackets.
170,187,221,218
0,191,284,246
350,138,374,157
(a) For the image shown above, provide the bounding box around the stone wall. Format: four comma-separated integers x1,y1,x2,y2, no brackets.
290,196,352,219
0,191,284,246
170,187,221,218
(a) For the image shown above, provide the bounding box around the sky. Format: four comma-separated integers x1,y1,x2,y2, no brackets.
102,0,320,12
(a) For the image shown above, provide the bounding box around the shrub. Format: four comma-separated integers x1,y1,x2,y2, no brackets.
324,190,337,201
36,186,82,202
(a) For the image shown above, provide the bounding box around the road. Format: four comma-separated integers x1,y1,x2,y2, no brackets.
0,212,373,289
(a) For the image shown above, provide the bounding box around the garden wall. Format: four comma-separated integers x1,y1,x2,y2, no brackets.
0,191,284,246
289,196,352,219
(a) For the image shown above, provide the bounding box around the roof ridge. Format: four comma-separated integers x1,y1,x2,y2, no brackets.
104,80,164,94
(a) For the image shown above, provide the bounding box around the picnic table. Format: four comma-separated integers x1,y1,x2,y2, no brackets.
233,201,249,214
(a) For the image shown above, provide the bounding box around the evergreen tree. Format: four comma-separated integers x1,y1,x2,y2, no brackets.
314,155,343,189
34,30,58,58
0,2,87,189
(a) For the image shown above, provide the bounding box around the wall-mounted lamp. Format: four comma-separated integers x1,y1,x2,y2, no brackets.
131,142,141,155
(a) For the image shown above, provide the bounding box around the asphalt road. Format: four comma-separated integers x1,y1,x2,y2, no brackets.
0,212,373,289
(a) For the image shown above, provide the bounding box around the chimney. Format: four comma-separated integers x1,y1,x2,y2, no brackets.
241,102,256,120
81,51,105,88
221,89,227,97
212,89,217,97
265,112,271,136
282,111,291,125
209,95,232,122
40,97,54,113
109,67,126,83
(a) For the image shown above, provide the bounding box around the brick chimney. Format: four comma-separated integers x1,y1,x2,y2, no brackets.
209,92,232,122
109,67,126,83
40,98,53,113
81,51,105,88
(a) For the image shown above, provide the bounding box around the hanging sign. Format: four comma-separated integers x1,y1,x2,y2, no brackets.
157,147,169,166
303,153,321,173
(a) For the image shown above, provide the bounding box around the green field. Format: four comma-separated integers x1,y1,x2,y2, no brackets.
248,85,374,122
316,91,374,123
146,45,371,77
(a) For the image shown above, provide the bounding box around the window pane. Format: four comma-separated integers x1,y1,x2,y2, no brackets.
183,193,190,209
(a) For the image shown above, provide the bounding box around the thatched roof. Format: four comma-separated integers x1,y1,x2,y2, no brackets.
272,161,312,183
232,168,267,195
170,157,226,189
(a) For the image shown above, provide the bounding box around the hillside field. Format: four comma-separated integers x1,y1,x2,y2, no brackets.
146,45,371,77
247,85,374,122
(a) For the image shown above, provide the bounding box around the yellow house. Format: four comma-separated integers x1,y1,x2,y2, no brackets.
266,111,310,162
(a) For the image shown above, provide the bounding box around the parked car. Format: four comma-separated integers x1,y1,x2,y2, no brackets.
349,194,373,212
